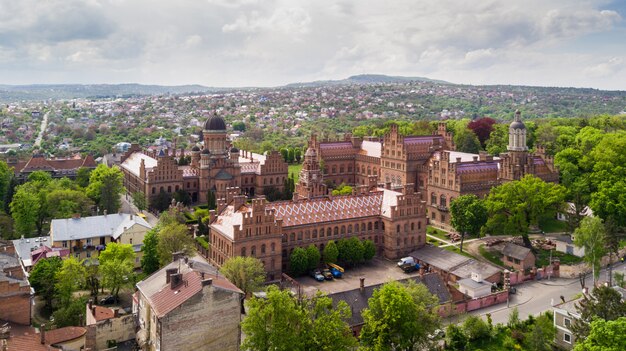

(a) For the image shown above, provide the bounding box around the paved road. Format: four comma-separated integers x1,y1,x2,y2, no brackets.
461,261,626,325
34,111,49,147
120,193,159,226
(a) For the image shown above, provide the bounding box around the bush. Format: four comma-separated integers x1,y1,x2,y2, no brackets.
196,236,209,250
463,315,491,341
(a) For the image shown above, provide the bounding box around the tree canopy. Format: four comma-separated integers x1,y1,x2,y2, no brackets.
450,194,488,252
574,317,626,351
86,164,124,214
99,242,135,299
220,256,266,297
573,217,606,285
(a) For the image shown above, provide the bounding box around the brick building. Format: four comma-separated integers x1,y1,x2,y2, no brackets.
120,114,288,206
85,301,135,350
0,240,32,325
7,153,97,183
134,255,243,351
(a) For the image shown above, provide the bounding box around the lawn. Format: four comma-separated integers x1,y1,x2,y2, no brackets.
539,217,568,233
426,226,450,241
479,245,504,267
288,163,302,183
535,249,583,267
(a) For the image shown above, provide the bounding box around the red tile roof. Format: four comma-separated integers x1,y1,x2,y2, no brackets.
92,306,115,322
148,271,203,318
45,326,86,345
2,322,60,351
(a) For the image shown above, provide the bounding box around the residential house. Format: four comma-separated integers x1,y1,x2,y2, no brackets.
554,235,585,258
85,301,135,350
50,213,152,268
502,243,535,271
11,236,69,272
553,297,581,350
134,255,243,351
0,240,32,325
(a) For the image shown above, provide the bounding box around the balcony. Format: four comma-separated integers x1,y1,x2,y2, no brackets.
437,205,449,212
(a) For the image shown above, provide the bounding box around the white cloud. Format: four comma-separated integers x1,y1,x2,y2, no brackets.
0,0,624,89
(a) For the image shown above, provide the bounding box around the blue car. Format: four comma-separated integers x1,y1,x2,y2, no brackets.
329,267,343,278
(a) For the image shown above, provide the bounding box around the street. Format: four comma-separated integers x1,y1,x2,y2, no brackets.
462,260,626,324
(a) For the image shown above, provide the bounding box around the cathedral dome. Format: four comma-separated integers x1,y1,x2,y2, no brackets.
191,145,200,152
204,114,227,131
510,110,526,130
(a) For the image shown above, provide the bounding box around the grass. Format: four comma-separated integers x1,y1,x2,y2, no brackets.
427,225,450,241
539,217,567,233
535,249,583,267
288,163,302,183
427,238,441,246
479,245,505,267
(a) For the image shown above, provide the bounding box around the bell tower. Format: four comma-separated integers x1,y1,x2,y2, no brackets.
294,136,327,200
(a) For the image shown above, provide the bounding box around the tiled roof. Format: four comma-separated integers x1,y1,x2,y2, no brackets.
50,213,152,242
240,161,260,174
456,162,499,174
502,243,532,260
136,257,242,319
18,154,93,173
2,322,60,351
45,326,86,345
319,142,353,150
91,306,115,322
211,205,251,239
403,135,442,145
181,166,198,177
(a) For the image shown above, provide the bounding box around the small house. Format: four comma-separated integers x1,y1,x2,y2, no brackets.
457,272,493,298
501,243,535,271
554,235,585,258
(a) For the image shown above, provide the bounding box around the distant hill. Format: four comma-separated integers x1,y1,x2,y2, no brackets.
0,83,219,102
284,74,451,88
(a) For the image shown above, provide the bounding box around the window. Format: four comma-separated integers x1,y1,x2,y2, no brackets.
62,241,68,248
563,333,571,344
261,244,266,254
564,318,571,328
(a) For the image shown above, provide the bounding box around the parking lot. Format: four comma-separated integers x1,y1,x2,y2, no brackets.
295,257,423,296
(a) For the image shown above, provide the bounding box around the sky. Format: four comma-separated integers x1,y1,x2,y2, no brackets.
0,0,625,90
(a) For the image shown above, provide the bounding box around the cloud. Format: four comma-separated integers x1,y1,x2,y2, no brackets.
0,0,624,89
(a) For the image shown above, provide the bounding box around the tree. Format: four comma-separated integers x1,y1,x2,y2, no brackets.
527,312,556,351
485,123,509,156
360,281,440,351
75,167,92,188
156,221,196,266
574,317,626,351
338,237,364,266
52,296,88,328
363,239,376,261
331,183,353,196
141,228,160,274
84,258,100,298
462,315,490,341
323,240,339,264
86,164,124,214
454,128,482,153
150,191,172,212
10,188,40,236
207,189,216,210
305,244,321,271
574,217,606,286
0,160,12,209
450,195,488,252
289,247,309,276
29,256,62,308
132,191,147,212
173,189,191,206
220,256,266,297
46,188,94,219
445,324,468,350
468,117,496,147
55,256,86,307
99,242,135,299
483,175,565,248
572,286,626,340
241,286,356,351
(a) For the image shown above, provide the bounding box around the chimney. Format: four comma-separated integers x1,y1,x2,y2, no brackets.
113,308,119,318
472,156,478,163
170,273,183,289
359,277,365,293
479,151,487,161
40,324,46,345
165,268,178,283
456,157,461,163
72,213,81,219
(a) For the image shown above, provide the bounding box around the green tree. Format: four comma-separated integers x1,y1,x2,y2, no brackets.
220,256,266,297
29,256,62,308
141,228,160,274
156,221,196,266
305,244,321,271
86,164,124,214
485,123,509,156
289,247,309,276
572,286,626,340
445,324,468,350
454,128,481,153
75,167,92,188
132,191,147,212
574,217,606,285
52,296,88,328
173,189,191,206
527,312,556,351
241,286,356,351
574,317,626,351
363,239,376,261
323,240,339,264
99,242,135,299
450,195,488,252
46,188,94,219
207,190,216,210
462,315,490,341
483,175,565,248
10,188,40,236
84,258,100,298
340,236,364,266
0,160,12,209
232,121,246,131
331,183,353,196
55,256,86,307
360,281,440,351
150,191,172,212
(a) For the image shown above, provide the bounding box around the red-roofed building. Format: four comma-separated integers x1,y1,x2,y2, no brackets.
134,256,243,351
85,302,135,350
8,153,97,183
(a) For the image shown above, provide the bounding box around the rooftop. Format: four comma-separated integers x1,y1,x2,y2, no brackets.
50,213,152,242
119,152,158,178
409,245,501,279
502,243,532,260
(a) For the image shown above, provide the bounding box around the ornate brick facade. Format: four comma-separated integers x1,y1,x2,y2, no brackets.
120,114,289,206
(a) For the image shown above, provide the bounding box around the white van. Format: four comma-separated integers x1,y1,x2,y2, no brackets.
397,257,415,267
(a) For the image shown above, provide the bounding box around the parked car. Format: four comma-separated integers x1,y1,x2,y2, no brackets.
310,270,325,282
400,263,420,273
397,257,415,267
321,269,334,280
329,267,343,278
100,295,115,305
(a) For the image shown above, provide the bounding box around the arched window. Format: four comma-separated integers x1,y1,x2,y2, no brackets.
347,225,352,233
334,227,339,236
290,233,295,241
151,187,156,194
404,223,408,232
341,226,346,235
168,186,172,193
411,223,415,231
241,247,246,256
368,222,373,231
312,229,317,239
327,228,332,237
431,192,437,205
361,223,366,232
440,194,447,208
251,246,256,256
397,225,401,233
271,243,275,252
418,221,421,230
261,244,266,254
